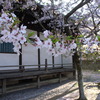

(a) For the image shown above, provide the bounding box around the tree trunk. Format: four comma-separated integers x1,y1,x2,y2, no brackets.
74,52,87,100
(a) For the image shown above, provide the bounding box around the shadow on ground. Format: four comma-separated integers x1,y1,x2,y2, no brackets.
48,82,78,100
96,93,100,100
0,80,74,100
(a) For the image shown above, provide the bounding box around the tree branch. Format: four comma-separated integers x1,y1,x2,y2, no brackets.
65,0,91,20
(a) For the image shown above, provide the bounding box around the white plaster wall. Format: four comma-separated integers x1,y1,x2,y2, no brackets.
54,55,62,67
22,44,38,69
40,48,52,68
22,29,38,69
63,56,73,68
0,54,19,70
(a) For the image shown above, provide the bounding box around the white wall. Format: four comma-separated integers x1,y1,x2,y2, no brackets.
40,48,52,68
62,56,73,68
0,54,19,70
54,55,62,67
22,44,38,69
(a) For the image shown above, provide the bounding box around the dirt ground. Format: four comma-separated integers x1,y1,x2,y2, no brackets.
30,70,100,100
57,82,100,100
57,70,100,100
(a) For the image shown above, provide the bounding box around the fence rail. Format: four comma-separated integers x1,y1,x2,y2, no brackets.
0,63,72,67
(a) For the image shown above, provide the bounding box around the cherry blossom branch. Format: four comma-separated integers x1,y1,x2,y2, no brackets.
65,0,91,20
28,10,46,31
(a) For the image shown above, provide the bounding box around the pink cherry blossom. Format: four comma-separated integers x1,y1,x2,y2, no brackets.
43,39,52,49
43,30,50,38
20,25,27,34
0,11,27,54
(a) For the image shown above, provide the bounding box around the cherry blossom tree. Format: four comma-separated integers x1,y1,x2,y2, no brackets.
0,0,100,100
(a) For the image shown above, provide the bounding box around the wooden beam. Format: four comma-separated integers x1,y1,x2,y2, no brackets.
0,68,74,79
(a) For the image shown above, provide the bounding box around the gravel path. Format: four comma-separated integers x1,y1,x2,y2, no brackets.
0,70,99,100
0,80,75,100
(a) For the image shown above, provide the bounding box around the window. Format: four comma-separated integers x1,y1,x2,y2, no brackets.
0,43,14,53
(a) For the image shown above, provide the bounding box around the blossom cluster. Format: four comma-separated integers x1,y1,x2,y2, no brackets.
31,30,77,57
0,11,77,57
0,0,100,58
0,11,27,55
82,37,100,54
31,30,100,57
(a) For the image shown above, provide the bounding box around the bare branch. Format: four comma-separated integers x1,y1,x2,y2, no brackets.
65,0,91,20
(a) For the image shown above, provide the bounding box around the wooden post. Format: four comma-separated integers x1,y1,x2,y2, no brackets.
45,59,48,71
19,45,25,72
59,73,62,83
37,76,40,88
37,32,41,70
19,45,22,70
52,55,54,68
2,79,6,94
61,55,63,68
20,66,25,72
38,49,40,70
